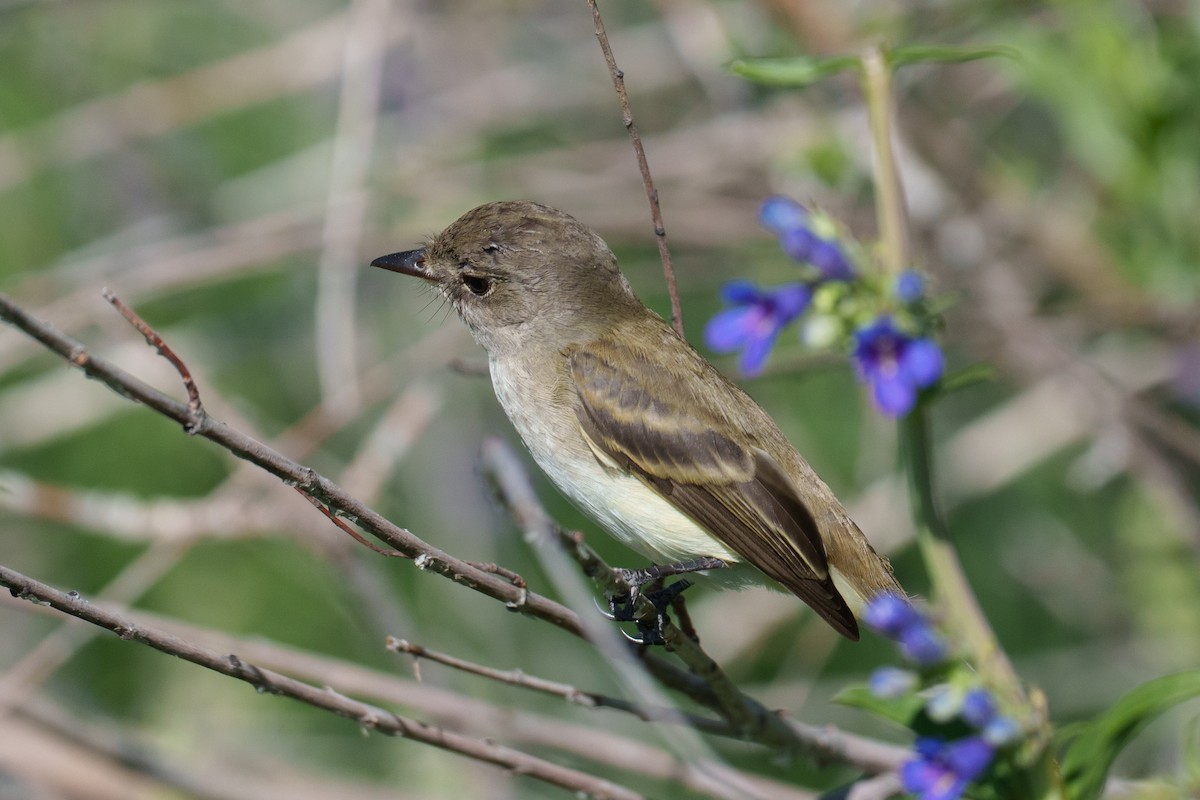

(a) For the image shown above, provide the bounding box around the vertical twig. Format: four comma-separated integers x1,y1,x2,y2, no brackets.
587,0,684,339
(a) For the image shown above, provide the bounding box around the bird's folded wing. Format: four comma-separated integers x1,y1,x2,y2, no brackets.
568,342,857,639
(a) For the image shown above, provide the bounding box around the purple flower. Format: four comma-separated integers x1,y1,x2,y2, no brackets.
961,688,997,729
781,226,820,263
896,270,926,303
759,195,809,234
852,317,944,417
898,624,949,666
864,593,949,667
982,716,1020,747
902,737,995,800
705,281,811,376
863,592,922,637
760,196,856,281
809,240,855,281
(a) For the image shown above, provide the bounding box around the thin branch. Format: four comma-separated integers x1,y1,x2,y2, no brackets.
4,596,821,800
586,0,684,339
0,564,644,800
385,636,734,737
293,487,406,557
102,288,203,430
313,0,391,414
0,290,583,637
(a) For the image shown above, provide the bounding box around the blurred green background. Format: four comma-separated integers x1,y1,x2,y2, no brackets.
1,1,1198,798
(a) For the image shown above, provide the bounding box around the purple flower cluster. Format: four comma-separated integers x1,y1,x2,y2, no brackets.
863,594,1020,800
902,737,994,800
862,592,948,665
759,196,856,281
704,197,855,376
706,196,945,417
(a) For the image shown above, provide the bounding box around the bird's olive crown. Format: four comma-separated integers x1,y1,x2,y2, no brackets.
424,200,642,341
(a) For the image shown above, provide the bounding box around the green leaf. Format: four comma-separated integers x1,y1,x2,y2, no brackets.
728,45,1016,90
835,685,926,727
1061,669,1200,800
727,56,860,87
889,44,1019,68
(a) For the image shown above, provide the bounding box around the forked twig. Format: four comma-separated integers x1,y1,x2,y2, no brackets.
586,0,684,339
102,288,204,432
385,636,734,736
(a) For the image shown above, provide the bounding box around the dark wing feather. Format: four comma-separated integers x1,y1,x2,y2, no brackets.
569,344,858,639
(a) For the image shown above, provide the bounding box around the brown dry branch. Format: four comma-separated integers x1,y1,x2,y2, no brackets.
295,487,406,557
0,290,582,634
0,538,194,714
9,698,425,800
587,0,684,339
385,635,734,737
0,290,908,776
1,594,821,800
0,564,644,800
102,289,204,426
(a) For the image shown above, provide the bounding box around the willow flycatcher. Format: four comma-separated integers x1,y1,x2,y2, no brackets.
373,200,904,640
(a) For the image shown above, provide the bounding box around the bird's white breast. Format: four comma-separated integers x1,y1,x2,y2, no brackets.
487,354,742,568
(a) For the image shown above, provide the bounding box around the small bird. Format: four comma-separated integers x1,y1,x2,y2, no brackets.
373,200,903,640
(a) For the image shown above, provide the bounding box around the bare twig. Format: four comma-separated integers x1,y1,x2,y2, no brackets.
0,538,193,713
859,46,908,275
293,487,406,557
102,288,203,430
586,0,684,339
385,636,733,736
463,561,527,589
0,291,583,637
4,596,821,800
0,564,644,800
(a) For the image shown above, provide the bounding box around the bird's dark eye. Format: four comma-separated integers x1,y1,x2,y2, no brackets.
462,274,492,296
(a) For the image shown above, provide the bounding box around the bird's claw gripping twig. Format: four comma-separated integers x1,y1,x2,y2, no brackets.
602,557,727,645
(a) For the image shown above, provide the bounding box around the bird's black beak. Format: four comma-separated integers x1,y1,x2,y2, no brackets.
371,248,434,282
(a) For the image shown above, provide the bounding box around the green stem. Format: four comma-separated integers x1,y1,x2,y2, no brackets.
902,407,1024,704
863,44,1063,799
862,41,1024,706
860,45,908,275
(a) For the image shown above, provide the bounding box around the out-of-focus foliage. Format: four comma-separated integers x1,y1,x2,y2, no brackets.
1,1,1198,798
